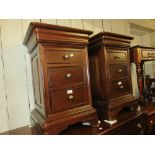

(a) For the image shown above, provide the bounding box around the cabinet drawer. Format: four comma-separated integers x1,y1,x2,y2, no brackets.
110,79,130,98
148,114,155,127
106,114,145,135
141,50,155,58
109,64,128,80
50,86,88,112
48,66,85,88
46,50,83,64
108,51,127,63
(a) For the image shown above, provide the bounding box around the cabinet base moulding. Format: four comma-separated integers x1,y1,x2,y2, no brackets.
30,107,98,135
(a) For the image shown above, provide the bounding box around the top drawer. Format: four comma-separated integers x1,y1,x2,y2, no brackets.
45,49,84,64
108,51,127,63
141,50,155,58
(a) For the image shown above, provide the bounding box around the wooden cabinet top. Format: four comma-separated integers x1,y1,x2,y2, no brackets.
23,22,93,46
89,32,134,48
130,45,155,50
130,45,155,63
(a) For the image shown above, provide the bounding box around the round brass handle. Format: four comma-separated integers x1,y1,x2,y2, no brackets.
119,85,124,89
117,69,123,73
118,81,122,85
64,53,74,59
66,73,72,78
70,53,74,57
150,120,153,124
99,127,103,131
64,54,70,59
137,123,142,129
68,95,74,100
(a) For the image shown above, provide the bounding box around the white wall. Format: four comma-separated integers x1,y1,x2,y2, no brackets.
0,19,154,133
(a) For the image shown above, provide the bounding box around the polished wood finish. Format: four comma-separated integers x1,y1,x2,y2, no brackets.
49,86,88,112
48,66,85,88
130,45,155,100
130,46,155,134
109,64,128,80
23,22,98,135
108,51,127,62
88,32,137,122
61,107,146,135
144,102,155,134
110,79,131,98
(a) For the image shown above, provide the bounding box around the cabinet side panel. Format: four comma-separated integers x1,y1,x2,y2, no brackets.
30,45,45,116
89,47,107,101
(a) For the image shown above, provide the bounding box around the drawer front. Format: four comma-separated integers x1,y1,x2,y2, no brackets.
107,115,145,135
109,64,128,80
148,114,155,127
110,79,131,98
108,51,127,63
46,50,83,64
141,50,155,58
50,86,88,112
48,66,85,88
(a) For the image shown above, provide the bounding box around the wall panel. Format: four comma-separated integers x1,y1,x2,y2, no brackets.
41,19,57,25
102,19,112,32
22,19,40,37
0,28,9,132
111,19,126,35
57,19,71,27
71,19,83,29
0,20,30,130
92,19,103,35
82,19,94,31
125,20,131,35
142,34,151,46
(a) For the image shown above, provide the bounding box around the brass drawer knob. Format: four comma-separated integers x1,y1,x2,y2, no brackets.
99,127,103,131
118,81,122,85
137,123,142,129
119,85,124,89
64,53,74,59
66,73,72,78
64,54,70,59
67,89,73,94
68,95,74,100
117,69,123,73
70,53,74,57
150,120,153,124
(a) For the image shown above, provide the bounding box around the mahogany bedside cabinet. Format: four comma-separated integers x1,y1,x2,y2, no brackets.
88,32,138,125
23,22,98,134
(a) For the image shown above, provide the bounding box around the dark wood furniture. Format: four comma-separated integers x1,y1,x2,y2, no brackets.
23,22,98,135
144,75,155,101
130,45,155,100
144,102,155,134
88,32,138,123
130,46,155,134
0,106,146,135
61,107,146,135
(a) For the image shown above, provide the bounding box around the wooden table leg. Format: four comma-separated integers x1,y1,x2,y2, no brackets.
136,63,144,100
